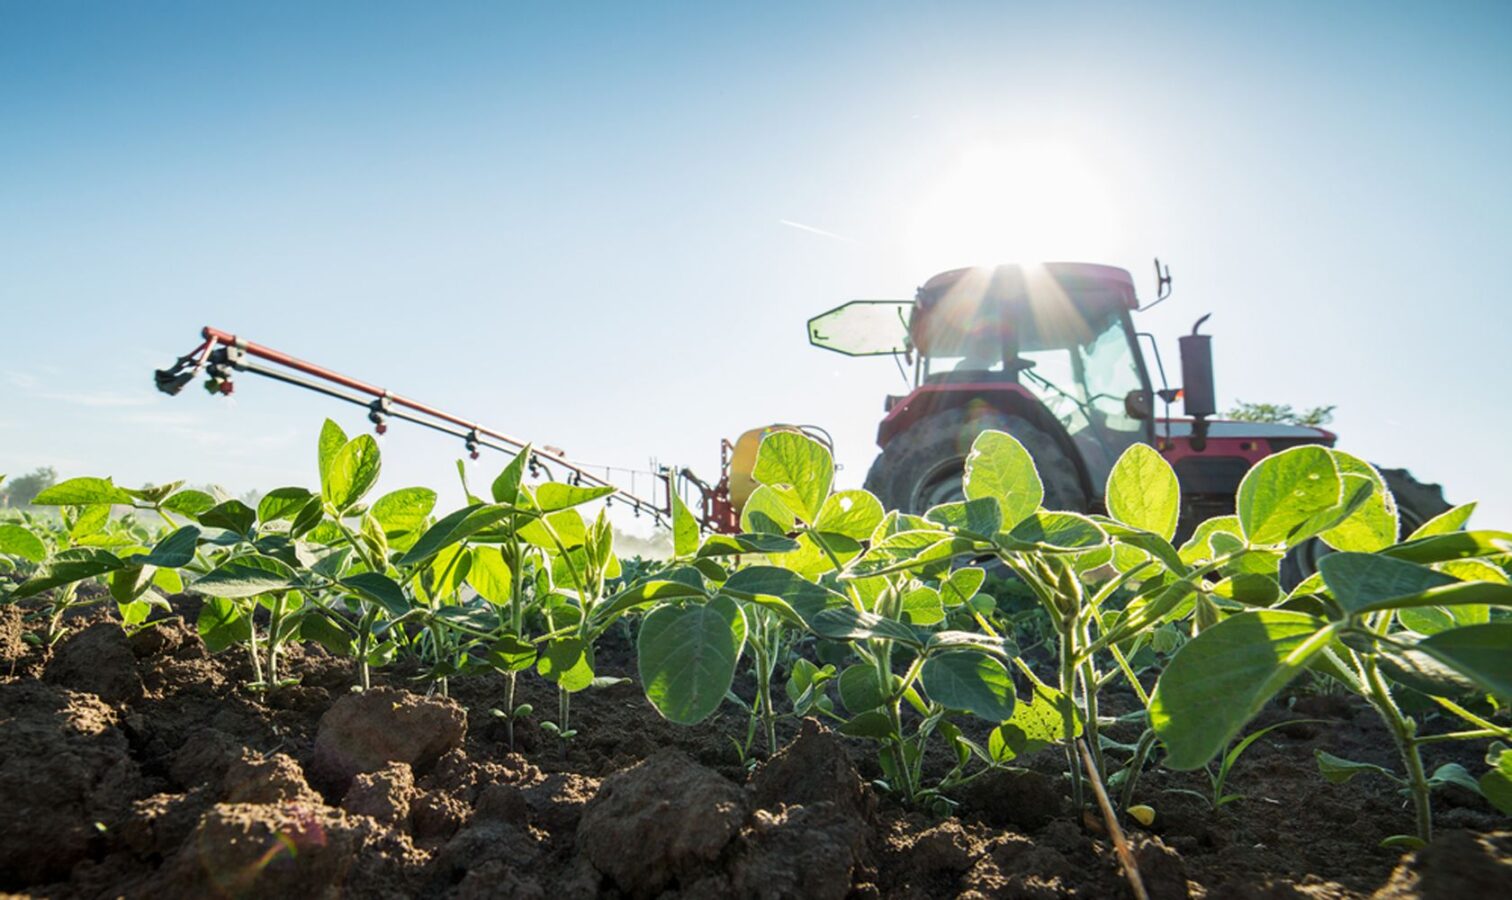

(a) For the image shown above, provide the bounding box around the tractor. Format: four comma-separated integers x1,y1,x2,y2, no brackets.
808,261,1448,572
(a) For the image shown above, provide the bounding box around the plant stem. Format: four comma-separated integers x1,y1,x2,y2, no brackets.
356,606,378,690
1059,618,1086,813
1119,729,1158,813
558,686,571,756
1362,655,1432,842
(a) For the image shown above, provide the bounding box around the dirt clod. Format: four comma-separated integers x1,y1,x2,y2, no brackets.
956,767,1062,831
308,687,467,797
1372,830,1512,898
343,761,416,827
752,717,875,823
45,620,144,704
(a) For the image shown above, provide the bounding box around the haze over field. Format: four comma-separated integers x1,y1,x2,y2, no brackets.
2,1,1509,527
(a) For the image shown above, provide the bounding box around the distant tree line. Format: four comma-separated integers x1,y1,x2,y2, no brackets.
1227,400,1336,427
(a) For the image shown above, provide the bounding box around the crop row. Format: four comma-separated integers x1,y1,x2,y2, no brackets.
2,422,1510,846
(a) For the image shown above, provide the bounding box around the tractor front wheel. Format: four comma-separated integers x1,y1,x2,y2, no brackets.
863,407,1088,516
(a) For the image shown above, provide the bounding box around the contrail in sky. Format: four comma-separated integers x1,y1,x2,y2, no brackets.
779,219,861,245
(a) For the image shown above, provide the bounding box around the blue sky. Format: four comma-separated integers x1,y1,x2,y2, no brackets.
2,0,1509,529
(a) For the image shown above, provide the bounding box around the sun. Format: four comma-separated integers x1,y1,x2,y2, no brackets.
906,140,1123,275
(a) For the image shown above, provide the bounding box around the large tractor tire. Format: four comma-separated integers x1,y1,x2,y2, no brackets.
863,407,1088,516
1280,467,1450,586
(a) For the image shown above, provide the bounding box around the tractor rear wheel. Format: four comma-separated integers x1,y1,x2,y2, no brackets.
1280,467,1450,586
863,407,1088,516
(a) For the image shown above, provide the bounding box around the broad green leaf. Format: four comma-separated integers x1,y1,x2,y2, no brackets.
301,612,354,656
1414,623,1512,699
941,567,986,607
696,532,801,557
925,497,1002,538
900,585,945,625
490,448,530,505
1318,553,1458,615
1150,610,1336,769
809,606,923,648
399,504,513,565
32,477,135,506
69,505,110,539
317,419,348,483
722,565,847,622
1236,446,1341,546
990,680,1080,761
486,635,537,672
1319,452,1398,552
752,431,833,524
740,484,797,535
1210,573,1282,607
193,555,298,598
638,596,747,723
1409,502,1476,540
258,487,314,524
198,500,256,536
1107,443,1180,540
839,710,895,740
153,567,183,594
815,490,885,541
340,571,410,618
1180,515,1242,565
518,508,588,551
838,664,889,713
593,579,710,624
921,652,1015,720
1315,750,1398,785
1480,746,1512,815
924,630,1016,658
963,430,1042,528
1384,531,1512,565
0,524,46,563
536,482,615,513
161,489,216,516
12,547,127,598
466,547,512,605
197,596,251,653
371,487,437,541
131,526,201,568
671,488,699,558
536,638,596,692
1009,511,1107,551
1354,580,1512,615
323,435,382,512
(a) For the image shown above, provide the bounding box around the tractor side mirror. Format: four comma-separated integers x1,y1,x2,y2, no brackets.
1124,389,1153,420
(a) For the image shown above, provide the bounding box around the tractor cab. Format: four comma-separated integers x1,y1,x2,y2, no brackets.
810,262,1165,500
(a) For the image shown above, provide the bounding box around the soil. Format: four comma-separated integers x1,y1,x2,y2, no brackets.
1,600,1508,899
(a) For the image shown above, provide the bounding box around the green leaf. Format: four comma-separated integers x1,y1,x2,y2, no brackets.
0,524,46,563
12,547,127,598
963,430,1043,528
1413,623,1512,699
1409,502,1476,540
197,596,251,653
671,488,699,558
925,497,1002,538
722,565,847,622
317,419,348,483
813,490,885,541
638,596,748,723
1319,452,1398,552
536,638,596,692
1479,746,1512,815
465,547,512,605
593,579,709,624
740,484,797,535
1318,552,1459,615
839,710,895,740
1384,531,1512,565
536,482,615,512
322,434,382,512
161,489,217,517
490,448,530,505
341,571,411,618
32,477,135,506
1106,443,1181,541
301,612,354,656
257,487,314,524
1009,511,1107,551
398,504,513,566
1355,580,1512,615
1236,446,1341,546
485,634,537,672
696,532,802,557
838,664,889,713
809,606,923,648
518,508,588,551
900,585,946,625
69,504,111,539
921,652,1016,720
193,555,298,599
990,680,1080,761
131,526,201,568
1315,749,1398,785
941,567,986,607
198,500,256,536
1150,610,1336,769
752,431,833,525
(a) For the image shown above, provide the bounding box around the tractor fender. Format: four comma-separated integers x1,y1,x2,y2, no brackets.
876,383,1095,502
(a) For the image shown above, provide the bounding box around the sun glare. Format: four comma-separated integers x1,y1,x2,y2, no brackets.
906,140,1122,275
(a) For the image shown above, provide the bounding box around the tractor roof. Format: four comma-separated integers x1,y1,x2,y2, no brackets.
912,262,1137,357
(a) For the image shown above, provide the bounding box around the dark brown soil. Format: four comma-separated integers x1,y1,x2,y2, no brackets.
0,602,1508,899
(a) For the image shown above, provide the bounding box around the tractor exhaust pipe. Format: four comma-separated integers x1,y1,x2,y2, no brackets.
1179,314,1216,451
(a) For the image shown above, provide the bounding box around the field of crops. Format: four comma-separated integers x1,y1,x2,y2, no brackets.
2,422,1510,898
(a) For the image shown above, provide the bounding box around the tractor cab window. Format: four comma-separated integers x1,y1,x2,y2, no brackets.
1021,312,1150,489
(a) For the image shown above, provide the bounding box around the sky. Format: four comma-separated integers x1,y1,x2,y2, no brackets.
2,0,1509,532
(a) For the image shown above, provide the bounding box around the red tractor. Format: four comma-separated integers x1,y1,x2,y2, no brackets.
809,262,1447,568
